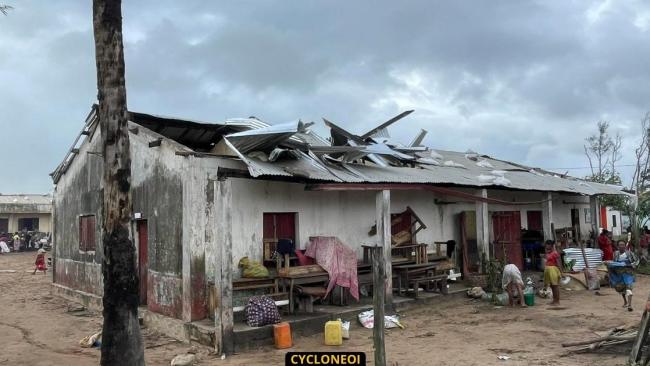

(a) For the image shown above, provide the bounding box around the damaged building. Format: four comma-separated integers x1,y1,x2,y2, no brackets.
0,194,52,233
50,105,625,352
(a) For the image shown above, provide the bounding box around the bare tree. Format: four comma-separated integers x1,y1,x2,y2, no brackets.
92,0,144,364
626,113,650,247
0,4,12,15
584,121,615,182
631,113,650,197
611,132,623,178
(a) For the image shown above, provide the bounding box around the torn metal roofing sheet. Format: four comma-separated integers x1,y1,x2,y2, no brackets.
235,148,625,196
225,121,301,153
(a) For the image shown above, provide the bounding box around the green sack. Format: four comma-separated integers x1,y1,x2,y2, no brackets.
239,257,270,278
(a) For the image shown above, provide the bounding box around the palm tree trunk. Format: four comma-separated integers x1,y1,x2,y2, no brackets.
92,0,144,364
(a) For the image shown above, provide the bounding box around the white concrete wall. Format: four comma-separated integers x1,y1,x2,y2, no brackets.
605,207,623,236
550,195,592,240
229,179,468,272
227,179,592,273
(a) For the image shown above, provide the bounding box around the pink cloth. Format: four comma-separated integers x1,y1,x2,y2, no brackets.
305,236,359,301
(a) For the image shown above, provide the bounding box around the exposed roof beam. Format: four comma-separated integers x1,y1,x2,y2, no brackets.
360,110,414,139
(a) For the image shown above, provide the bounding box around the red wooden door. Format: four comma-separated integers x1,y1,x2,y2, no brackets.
263,213,296,241
492,212,523,268
600,207,608,229
526,211,543,231
137,220,148,305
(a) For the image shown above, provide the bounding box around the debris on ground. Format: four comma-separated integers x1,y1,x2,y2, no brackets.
409,331,436,338
79,331,102,348
561,326,637,355
467,287,486,299
341,320,350,339
170,353,196,366
538,287,552,298
67,304,86,313
358,310,404,329
497,355,511,360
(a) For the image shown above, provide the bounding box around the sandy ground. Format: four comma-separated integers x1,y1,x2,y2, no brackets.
0,252,189,366
1,251,647,366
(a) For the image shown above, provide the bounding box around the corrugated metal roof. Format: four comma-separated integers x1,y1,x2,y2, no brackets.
235,147,625,195
53,107,629,196
0,194,52,205
563,248,603,271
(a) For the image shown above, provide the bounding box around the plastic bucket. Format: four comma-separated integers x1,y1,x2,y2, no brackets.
273,322,292,349
524,292,535,306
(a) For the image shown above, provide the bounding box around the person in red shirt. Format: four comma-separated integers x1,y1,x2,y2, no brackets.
598,229,614,261
543,240,563,305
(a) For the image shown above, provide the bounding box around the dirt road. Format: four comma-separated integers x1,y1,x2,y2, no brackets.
1,252,646,365
0,252,188,366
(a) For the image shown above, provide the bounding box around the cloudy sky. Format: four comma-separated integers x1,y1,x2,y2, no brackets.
1,0,649,193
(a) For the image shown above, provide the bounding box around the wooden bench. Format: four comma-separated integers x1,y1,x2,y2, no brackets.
393,263,447,297
233,292,290,313
295,286,327,313
233,277,279,293
410,274,448,298
277,266,329,313
232,277,287,314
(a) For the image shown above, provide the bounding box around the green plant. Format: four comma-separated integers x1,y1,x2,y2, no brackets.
563,259,576,272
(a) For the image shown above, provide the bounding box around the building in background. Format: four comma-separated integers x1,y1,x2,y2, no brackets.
601,206,624,237
0,194,53,234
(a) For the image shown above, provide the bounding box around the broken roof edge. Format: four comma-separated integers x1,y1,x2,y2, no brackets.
218,168,626,197
50,104,100,184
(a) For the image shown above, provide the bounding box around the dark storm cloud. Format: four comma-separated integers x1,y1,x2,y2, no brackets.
1,0,649,192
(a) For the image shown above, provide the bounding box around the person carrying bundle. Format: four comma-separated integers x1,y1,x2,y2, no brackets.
609,239,639,311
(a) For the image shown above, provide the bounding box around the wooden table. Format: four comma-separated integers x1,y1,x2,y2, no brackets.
277,272,329,313
362,244,428,264
393,263,438,296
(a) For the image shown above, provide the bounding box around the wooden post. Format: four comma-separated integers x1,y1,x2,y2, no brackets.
475,189,489,271
629,310,650,364
373,189,390,366
590,195,601,239
376,190,392,305
578,240,592,289
542,192,554,241
372,246,386,366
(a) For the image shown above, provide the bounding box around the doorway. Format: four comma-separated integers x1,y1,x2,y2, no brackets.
262,212,297,260
571,208,581,241
18,217,39,231
492,211,523,268
137,220,148,305
526,211,543,232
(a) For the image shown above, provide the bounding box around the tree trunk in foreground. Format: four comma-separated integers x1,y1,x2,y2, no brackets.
93,0,144,364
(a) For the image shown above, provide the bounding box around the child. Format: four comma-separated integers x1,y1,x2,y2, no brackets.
543,240,563,305
32,248,47,275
